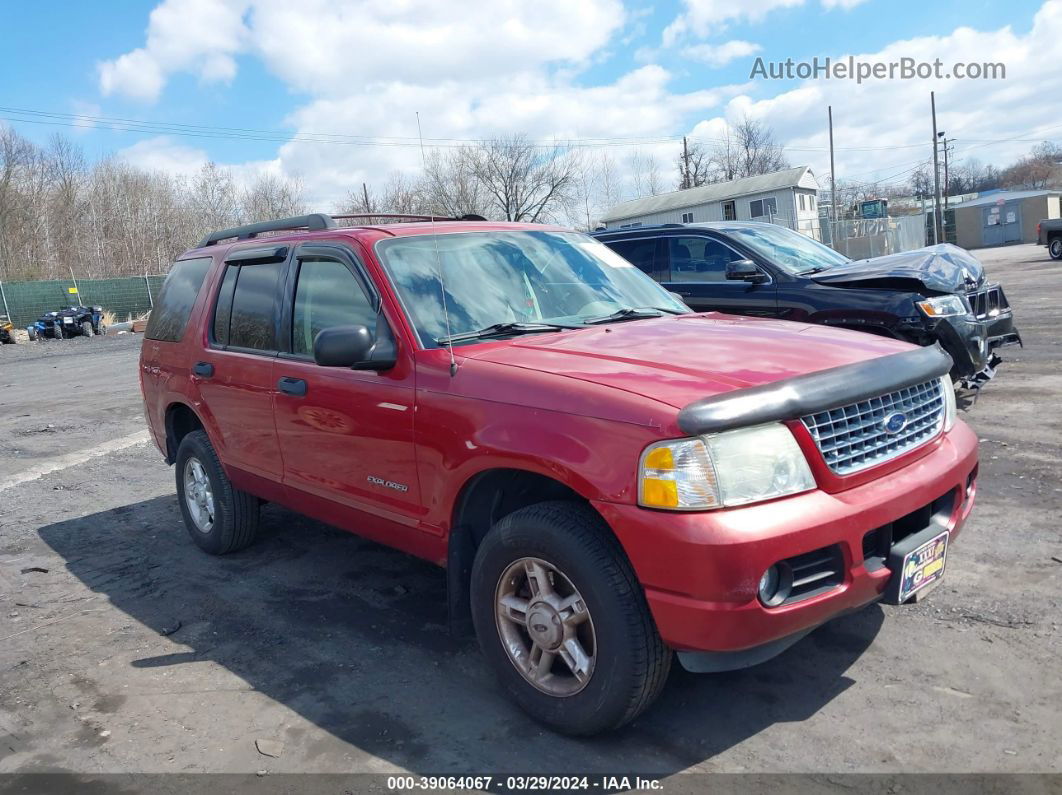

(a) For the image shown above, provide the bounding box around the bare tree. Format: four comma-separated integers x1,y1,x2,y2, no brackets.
240,173,304,223
629,148,664,198
678,117,789,188
421,148,488,218
467,135,576,222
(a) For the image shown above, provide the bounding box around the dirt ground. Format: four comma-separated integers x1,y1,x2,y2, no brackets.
0,244,1059,781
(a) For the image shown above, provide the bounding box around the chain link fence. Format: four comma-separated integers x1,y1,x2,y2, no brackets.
0,273,165,329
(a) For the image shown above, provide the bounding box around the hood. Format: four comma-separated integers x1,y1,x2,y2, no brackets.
811,243,985,294
465,312,914,410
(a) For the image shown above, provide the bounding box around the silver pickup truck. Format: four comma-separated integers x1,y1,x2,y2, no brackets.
1038,219,1062,260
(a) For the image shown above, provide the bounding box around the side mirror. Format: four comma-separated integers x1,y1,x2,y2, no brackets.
667,291,690,309
726,259,767,283
313,324,396,370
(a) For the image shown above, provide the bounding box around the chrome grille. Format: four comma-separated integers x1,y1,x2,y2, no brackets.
801,379,945,475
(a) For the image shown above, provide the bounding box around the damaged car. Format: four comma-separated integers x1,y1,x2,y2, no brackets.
593,222,1021,387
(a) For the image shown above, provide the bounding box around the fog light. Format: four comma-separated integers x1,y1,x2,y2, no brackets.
758,563,793,607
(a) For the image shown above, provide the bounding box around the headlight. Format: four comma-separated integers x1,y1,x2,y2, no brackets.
639,423,815,511
917,295,969,318
940,375,956,431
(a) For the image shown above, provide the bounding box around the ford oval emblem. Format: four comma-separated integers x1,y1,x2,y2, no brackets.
883,412,908,435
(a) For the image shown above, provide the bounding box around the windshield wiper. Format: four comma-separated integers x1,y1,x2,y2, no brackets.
436,321,583,345
797,265,832,275
583,306,684,325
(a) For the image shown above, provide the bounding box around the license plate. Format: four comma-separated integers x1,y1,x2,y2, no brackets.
898,530,949,602
63,317,73,324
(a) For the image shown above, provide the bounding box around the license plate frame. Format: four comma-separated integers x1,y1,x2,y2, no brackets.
896,529,949,603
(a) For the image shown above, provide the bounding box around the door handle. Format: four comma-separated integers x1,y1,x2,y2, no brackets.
277,376,307,397
193,361,214,377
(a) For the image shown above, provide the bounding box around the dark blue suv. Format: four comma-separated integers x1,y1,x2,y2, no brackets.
592,222,1020,386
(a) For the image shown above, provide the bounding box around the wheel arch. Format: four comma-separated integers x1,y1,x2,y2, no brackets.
446,467,619,636
164,401,206,465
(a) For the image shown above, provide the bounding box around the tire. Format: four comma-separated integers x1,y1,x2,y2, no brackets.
27,327,37,341
81,321,93,337
470,501,671,735
1050,237,1062,260
174,429,260,555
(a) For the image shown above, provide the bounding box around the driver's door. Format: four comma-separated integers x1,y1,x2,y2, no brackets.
272,243,422,519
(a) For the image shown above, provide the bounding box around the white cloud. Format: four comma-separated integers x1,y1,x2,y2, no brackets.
118,136,210,176
98,0,1062,209
697,0,1062,188
681,40,763,67
663,0,804,45
99,0,250,102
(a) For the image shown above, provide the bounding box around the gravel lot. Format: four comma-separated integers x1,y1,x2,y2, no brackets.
0,244,1059,780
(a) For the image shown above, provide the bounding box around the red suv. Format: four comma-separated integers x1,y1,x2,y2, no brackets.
140,213,978,735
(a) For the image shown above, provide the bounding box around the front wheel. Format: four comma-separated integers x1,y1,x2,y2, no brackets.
471,502,671,735
1050,238,1062,260
81,321,94,338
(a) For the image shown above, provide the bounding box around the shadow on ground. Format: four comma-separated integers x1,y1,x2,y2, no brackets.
38,497,884,774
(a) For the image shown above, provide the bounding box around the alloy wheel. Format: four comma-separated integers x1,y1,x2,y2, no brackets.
494,557,596,696
183,456,216,533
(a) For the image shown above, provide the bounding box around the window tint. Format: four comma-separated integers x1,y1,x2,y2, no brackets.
668,237,743,283
292,258,375,356
212,264,238,345
145,257,212,342
228,261,283,351
606,238,657,277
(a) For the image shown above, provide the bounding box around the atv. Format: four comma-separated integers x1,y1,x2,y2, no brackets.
0,314,15,344
27,306,106,340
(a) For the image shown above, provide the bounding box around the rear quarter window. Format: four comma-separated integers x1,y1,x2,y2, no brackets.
145,257,214,342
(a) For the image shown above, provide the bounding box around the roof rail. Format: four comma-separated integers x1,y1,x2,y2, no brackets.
198,213,337,247
197,212,490,247
331,213,488,223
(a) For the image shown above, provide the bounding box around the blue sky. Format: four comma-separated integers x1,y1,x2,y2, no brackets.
2,0,1058,208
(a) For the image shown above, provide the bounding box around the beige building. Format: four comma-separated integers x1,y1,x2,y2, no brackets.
952,190,1062,249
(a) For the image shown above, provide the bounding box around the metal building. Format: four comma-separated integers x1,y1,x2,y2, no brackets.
600,166,821,237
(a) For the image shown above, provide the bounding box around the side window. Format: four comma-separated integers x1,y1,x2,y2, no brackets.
605,238,657,279
292,257,376,356
681,211,694,223
145,257,212,342
799,194,806,211
228,261,284,352
750,198,778,218
212,264,238,345
668,237,743,283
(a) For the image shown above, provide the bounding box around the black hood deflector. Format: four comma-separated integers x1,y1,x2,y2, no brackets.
811,244,985,294
678,344,953,436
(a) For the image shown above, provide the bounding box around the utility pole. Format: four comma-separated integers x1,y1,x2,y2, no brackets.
828,105,837,223
931,91,943,245
362,182,372,215
682,136,691,189
941,135,951,243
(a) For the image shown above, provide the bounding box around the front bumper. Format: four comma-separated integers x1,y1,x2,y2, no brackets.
595,420,978,659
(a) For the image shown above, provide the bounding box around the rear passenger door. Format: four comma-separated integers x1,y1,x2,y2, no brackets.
271,243,422,519
663,234,777,316
197,248,286,485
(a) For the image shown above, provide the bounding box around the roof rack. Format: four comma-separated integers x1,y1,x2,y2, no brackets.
198,213,337,247
198,212,489,247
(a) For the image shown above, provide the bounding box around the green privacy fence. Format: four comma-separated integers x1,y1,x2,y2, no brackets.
0,274,167,329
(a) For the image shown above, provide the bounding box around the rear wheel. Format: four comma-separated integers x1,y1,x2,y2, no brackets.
27,327,37,341
175,430,259,554
471,501,671,735
1050,237,1062,260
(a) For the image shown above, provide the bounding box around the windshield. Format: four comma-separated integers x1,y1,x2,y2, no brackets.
377,230,688,348
720,223,850,274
